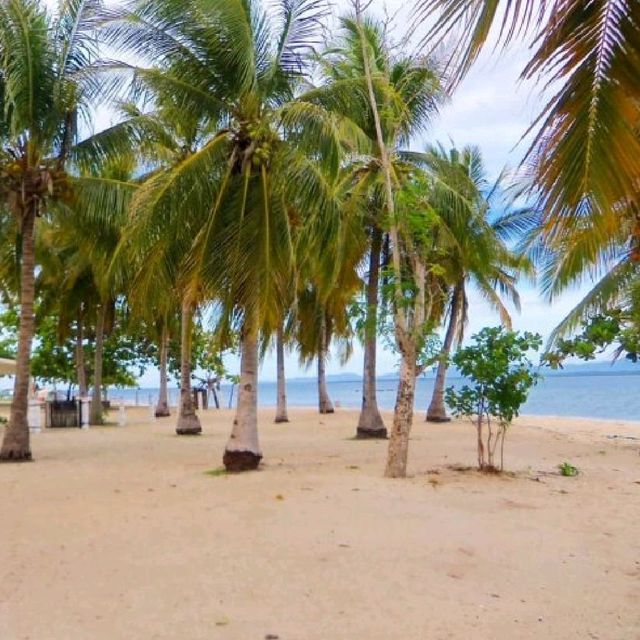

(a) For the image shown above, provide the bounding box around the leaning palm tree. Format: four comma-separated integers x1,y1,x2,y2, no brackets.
417,0,640,291
0,0,125,460
413,144,527,421
101,0,358,470
309,14,442,438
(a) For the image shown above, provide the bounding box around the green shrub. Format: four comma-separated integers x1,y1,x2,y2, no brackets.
446,327,542,472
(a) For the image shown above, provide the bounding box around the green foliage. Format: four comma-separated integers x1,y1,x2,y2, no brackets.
446,327,542,471
544,309,640,368
558,461,579,477
0,305,153,391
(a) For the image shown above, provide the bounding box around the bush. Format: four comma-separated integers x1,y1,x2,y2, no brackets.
445,327,542,472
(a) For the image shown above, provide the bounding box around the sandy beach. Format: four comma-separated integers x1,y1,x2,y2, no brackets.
1,407,639,640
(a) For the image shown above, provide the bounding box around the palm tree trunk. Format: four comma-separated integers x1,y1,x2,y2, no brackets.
317,315,334,414
90,303,106,425
223,319,262,471
385,344,417,478
155,323,170,417
427,283,463,422
176,299,201,435
357,228,386,438
274,324,289,423
76,311,87,397
0,204,36,461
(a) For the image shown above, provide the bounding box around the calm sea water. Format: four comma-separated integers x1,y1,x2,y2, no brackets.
114,372,640,422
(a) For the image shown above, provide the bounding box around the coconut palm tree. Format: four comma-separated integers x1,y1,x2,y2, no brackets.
518,195,639,347
101,0,357,470
417,0,640,287
87,97,217,435
44,154,137,424
412,144,527,422
0,0,132,459
309,14,442,438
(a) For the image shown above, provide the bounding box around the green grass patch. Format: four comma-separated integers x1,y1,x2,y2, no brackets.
558,461,579,477
204,467,228,477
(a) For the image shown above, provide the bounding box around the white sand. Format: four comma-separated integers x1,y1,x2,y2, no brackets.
1,407,639,639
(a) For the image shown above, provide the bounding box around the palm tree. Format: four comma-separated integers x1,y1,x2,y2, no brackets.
89,99,214,434
45,154,137,424
519,195,638,346
413,144,527,421
102,0,354,470
416,0,640,291
274,321,289,423
0,0,122,459
310,14,441,438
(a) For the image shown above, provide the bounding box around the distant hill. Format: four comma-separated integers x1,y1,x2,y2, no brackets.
286,372,362,383
377,357,640,380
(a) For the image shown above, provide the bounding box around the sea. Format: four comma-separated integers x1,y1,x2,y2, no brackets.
110,370,640,422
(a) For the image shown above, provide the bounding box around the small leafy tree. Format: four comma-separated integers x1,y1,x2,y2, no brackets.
445,327,542,472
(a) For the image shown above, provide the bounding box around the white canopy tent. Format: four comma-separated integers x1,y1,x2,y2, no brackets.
0,357,16,375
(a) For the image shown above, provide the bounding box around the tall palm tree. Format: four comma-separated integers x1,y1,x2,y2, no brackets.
417,0,640,294
0,0,123,459
309,14,442,438
413,144,527,421
102,0,356,470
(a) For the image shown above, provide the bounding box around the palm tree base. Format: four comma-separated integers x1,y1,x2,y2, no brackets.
175,413,202,435
274,416,289,423
155,406,171,418
426,415,451,423
223,449,262,472
319,407,335,414
0,446,33,462
356,427,388,439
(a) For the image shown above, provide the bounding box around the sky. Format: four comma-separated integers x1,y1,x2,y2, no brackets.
8,0,598,387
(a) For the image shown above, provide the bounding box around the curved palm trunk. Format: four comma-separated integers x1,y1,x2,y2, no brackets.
357,228,386,438
176,300,201,435
155,323,170,417
385,344,417,478
90,303,106,425
274,325,289,423
317,316,334,414
0,205,36,461
427,283,463,422
76,312,87,398
223,320,262,471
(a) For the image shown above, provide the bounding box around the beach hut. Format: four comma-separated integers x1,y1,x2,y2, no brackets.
0,358,16,375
